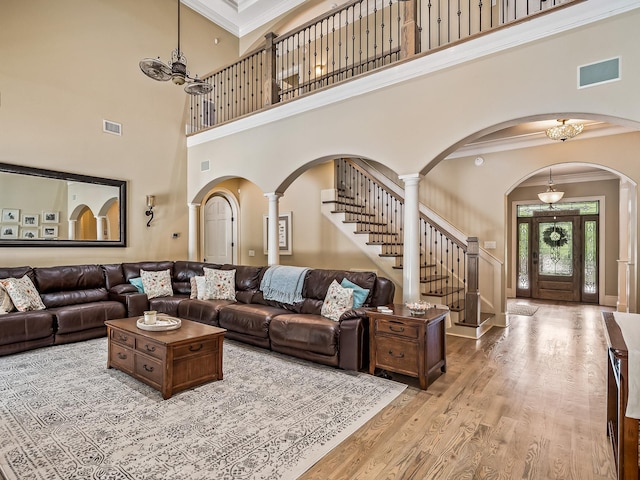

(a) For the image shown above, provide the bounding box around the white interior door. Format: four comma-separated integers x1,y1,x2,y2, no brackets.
204,196,234,264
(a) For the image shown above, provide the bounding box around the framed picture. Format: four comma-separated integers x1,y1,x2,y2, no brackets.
42,211,59,223
21,228,39,240
41,225,58,238
263,212,292,255
1,208,19,223
21,213,39,227
0,225,18,239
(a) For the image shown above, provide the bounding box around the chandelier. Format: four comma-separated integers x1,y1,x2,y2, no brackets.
139,1,212,96
538,168,564,205
545,119,584,142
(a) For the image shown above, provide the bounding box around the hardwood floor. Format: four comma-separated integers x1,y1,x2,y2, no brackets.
300,300,618,480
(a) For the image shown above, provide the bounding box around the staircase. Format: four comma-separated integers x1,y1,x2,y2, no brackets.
321,158,496,338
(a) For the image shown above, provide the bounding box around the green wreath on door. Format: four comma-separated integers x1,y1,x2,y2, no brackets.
542,225,569,248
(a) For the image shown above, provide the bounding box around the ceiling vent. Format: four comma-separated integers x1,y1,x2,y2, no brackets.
103,120,122,136
579,57,620,89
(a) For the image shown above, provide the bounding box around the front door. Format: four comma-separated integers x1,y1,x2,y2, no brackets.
204,195,234,264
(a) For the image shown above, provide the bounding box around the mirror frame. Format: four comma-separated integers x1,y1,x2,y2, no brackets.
0,162,127,247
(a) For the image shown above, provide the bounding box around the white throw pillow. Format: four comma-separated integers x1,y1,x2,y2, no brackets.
189,275,208,300
321,279,354,322
203,268,236,301
0,276,46,312
140,269,173,299
0,283,16,314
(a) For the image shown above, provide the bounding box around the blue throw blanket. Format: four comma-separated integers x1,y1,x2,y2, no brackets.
260,265,309,304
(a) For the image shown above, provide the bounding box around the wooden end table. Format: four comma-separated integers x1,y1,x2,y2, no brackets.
105,317,226,399
367,305,448,390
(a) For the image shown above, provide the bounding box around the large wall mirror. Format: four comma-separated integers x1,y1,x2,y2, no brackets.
0,162,127,247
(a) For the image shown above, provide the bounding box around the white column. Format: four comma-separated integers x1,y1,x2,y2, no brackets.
95,216,105,241
618,180,632,312
68,220,76,240
264,192,282,266
399,173,422,303
188,203,201,261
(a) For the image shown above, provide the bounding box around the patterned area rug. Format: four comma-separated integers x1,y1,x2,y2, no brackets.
507,303,539,316
0,338,405,480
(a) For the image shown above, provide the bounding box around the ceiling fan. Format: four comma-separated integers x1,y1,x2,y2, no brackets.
139,0,212,96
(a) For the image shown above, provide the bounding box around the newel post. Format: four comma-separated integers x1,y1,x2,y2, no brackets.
464,237,481,326
263,32,280,106
400,0,420,59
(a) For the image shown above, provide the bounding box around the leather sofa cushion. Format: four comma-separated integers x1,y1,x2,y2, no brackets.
34,265,109,308
148,295,188,317
52,301,126,334
220,264,265,291
0,266,35,284
269,314,339,357
302,270,377,305
177,299,235,326
0,311,54,345
218,303,288,339
173,261,222,295
121,261,174,282
101,263,125,290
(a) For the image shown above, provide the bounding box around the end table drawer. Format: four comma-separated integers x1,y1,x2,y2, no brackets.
111,329,134,348
376,319,418,339
376,336,419,376
136,338,166,360
174,339,216,359
110,344,134,371
135,355,163,386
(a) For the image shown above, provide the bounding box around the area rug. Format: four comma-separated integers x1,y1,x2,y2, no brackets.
507,303,539,316
0,338,406,480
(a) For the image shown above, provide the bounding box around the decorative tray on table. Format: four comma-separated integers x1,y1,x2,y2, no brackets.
136,315,182,331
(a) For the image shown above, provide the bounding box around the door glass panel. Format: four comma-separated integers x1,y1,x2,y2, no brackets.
584,220,597,294
539,221,573,276
518,222,529,289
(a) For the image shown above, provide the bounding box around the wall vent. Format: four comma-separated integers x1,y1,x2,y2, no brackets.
201,160,210,172
103,120,122,136
578,57,620,89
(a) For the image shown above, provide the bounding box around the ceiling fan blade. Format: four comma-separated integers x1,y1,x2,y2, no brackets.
139,58,172,81
184,78,213,95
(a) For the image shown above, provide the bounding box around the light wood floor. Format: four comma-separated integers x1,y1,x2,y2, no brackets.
300,300,617,480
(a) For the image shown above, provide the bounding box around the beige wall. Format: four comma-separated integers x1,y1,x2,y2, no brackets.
0,0,238,267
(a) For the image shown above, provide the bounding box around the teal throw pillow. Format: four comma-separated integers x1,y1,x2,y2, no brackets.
341,278,369,308
129,277,144,293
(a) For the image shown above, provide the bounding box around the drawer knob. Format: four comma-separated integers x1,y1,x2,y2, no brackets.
145,344,156,352
118,335,128,342
117,352,127,360
189,344,203,352
143,364,154,372
389,325,405,333
388,350,405,359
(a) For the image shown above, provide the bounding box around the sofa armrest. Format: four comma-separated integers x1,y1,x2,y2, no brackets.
338,317,364,371
108,291,149,318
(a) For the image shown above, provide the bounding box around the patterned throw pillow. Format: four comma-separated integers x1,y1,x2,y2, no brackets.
340,278,370,308
140,269,173,299
189,276,207,300
321,279,354,322
0,284,16,314
0,276,46,312
203,268,236,301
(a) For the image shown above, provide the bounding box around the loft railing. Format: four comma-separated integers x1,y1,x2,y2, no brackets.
188,0,580,133
334,158,481,324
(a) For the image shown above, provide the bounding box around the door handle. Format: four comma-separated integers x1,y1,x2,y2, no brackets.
532,251,538,264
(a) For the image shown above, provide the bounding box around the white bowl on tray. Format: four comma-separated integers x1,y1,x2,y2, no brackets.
136,315,182,331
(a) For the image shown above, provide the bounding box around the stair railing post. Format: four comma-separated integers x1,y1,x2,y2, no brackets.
400,0,420,59
263,32,280,107
465,237,481,325
399,173,423,303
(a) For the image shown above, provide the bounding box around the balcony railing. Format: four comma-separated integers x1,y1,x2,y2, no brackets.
188,0,579,134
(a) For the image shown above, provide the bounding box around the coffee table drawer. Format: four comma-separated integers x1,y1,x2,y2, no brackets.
136,338,166,360
173,339,216,359
135,355,163,387
375,336,419,376
110,343,134,371
111,329,135,348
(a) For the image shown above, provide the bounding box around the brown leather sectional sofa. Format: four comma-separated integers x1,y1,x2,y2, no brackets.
0,261,394,371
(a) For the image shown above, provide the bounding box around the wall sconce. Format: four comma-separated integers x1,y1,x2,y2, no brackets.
145,195,155,227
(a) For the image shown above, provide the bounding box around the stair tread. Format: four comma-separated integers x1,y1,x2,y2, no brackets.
346,221,387,226
422,286,464,296
367,241,404,246
379,253,402,258
420,274,449,282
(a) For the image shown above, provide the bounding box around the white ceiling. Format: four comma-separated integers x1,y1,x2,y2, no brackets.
183,0,308,37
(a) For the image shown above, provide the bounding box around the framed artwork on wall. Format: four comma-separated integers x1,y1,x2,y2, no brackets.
0,225,18,239
21,228,39,240
21,214,39,227
262,212,292,255
41,225,58,239
42,211,59,223
1,208,19,223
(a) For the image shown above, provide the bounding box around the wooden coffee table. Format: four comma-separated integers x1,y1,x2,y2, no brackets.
105,317,226,399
